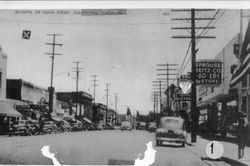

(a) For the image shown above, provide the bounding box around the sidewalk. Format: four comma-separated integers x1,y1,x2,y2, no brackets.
186,135,250,166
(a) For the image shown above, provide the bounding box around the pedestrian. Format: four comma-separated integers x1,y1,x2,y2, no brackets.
237,112,248,159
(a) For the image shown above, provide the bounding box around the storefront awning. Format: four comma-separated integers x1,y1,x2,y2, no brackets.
0,102,22,117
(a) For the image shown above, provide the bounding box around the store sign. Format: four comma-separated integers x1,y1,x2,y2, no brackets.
174,94,191,101
196,60,222,86
179,74,192,94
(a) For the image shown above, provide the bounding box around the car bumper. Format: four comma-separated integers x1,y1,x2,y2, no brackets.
156,136,186,143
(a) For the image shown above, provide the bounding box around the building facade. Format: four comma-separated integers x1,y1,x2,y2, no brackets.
230,21,250,137
197,34,240,135
0,48,22,135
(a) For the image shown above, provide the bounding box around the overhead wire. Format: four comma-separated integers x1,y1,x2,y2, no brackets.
175,9,222,81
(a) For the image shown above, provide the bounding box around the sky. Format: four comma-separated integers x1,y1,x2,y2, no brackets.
0,7,249,115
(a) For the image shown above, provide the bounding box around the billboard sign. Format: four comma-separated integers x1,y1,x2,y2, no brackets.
196,60,222,86
174,94,191,101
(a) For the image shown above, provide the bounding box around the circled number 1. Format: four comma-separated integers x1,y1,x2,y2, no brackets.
210,142,214,154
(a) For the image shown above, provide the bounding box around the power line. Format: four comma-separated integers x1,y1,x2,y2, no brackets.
177,9,221,79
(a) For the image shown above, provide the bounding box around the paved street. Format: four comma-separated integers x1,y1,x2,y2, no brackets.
0,130,210,166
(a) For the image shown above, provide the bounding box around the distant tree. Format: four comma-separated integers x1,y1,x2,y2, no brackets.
126,107,131,116
147,111,155,122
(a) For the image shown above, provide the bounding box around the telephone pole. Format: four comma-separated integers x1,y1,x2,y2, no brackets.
152,80,163,117
72,61,83,116
115,93,118,124
91,75,99,103
172,9,216,143
105,83,110,125
157,63,178,111
45,34,62,114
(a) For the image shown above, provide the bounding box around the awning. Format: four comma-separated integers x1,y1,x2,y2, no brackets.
83,117,92,124
0,102,22,117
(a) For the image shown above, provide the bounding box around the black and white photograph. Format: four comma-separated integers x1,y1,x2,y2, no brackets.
0,1,250,166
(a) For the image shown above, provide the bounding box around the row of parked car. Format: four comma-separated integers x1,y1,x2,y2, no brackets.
8,119,119,136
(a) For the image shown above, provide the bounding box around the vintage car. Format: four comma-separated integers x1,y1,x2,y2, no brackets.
147,122,157,132
103,123,115,130
71,121,84,132
60,120,72,132
137,122,147,130
155,117,187,147
120,121,132,131
9,120,32,136
43,121,57,134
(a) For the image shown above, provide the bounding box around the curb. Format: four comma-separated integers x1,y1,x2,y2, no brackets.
221,157,249,166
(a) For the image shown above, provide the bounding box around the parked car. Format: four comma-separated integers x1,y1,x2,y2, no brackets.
9,120,32,136
138,122,147,130
60,120,72,132
120,121,132,131
96,124,103,130
29,120,40,135
155,117,187,147
103,123,115,130
43,121,57,134
71,121,83,132
147,122,157,132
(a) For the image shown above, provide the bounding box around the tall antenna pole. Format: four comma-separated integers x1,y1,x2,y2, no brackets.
45,34,62,113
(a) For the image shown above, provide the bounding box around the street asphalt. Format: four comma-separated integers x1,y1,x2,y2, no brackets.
0,130,235,166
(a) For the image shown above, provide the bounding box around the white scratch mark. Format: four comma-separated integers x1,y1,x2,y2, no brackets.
41,145,61,166
134,141,157,166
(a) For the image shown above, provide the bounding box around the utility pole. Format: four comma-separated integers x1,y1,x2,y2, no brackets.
91,75,99,103
172,9,216,143
72,61,83,116
45,34,62,114
152,80,164,117
157,63,178,111
105,83,110,125
115,93,118,124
